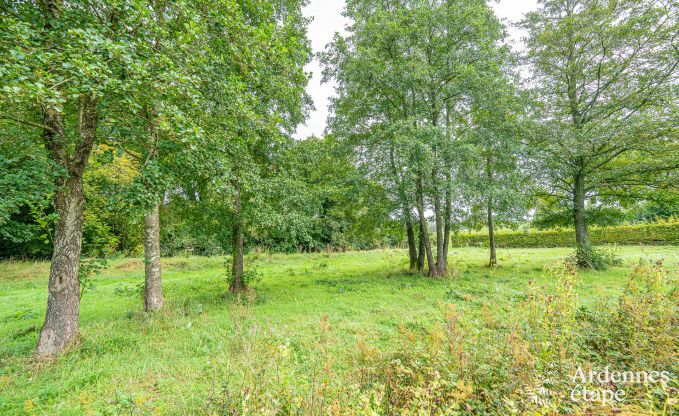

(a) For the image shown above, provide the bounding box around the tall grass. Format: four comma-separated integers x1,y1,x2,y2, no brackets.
200,260,677,415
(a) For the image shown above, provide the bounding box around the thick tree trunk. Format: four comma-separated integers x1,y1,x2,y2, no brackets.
573,170,592,268
487,200,497,267
143,204,164,311
36,94,97,357
36,176,84,356
230,179,245,292
415,176,436,277
405,214,418,271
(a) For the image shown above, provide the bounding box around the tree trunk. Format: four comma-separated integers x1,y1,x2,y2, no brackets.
230,178,245,292
441,172,452,275
573,169,592,268
487,200,497,267
433,193,445,277
389,146,418,271
36,176,85,356
417,224,425,272
405,214,418,271
415,176,436,277
143,204,164,311
36,93,98,357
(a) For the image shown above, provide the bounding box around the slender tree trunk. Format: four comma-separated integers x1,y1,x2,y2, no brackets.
417,223,425,272
433,193,445,277
486,155,497,267
573,168,592,268
142,107,164,311
36,94,97,357
441,105,452,275
389,146,418,271
487,200,497,267
143,204,164,311
405,214,418,271
442,178,451,273
415,176,436,277
230,178,245,292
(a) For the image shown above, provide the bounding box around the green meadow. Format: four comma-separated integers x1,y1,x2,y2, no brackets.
1,246,677,415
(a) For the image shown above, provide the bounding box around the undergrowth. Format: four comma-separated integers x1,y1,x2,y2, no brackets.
204,259,677,415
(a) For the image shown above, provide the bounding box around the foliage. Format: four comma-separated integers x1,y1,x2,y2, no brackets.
323,0,513,275
78,256,108,299
0,129,60,257
566,245,624,271
154,136,401,257
452,219,679,248
522,0,679,267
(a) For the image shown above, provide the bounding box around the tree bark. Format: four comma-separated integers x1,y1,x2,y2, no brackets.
36,175,84,356
487,200,497,267
230,178,245,292
143,204,164,311
36,93,97,357
142,106,164,311
442,177,451,273
417,223,425,272
573,168,592,268
405,214,418,271
433,192,445,277
415,176,436,277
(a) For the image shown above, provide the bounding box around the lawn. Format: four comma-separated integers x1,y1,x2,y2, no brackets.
1,246,677,415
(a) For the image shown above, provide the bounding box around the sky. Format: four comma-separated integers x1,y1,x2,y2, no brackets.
293,0,539,140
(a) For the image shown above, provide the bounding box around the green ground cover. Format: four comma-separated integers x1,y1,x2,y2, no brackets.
1,246,677,415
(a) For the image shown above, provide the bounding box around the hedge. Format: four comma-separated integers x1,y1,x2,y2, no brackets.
450,221,679,248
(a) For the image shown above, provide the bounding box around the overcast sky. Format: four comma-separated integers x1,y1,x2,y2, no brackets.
293,0,539,139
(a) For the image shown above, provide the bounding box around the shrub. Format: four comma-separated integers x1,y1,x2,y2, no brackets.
451,219,679,248
566,245,624,270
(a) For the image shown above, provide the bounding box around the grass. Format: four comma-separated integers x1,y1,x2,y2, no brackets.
0,246,677,414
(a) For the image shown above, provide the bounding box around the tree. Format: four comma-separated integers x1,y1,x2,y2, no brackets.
0,0,162,356
324,0,507,276
281,135,397,252
464,78,529,267
522,0,679,268
186,0,311,292
108,0,201,312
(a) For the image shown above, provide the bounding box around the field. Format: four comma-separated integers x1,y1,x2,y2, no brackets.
1,246,677,415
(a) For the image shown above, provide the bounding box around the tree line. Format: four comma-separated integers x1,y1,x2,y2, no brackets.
0,0,677,357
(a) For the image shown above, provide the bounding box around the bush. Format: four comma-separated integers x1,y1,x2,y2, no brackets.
451,219,679,248
566,245,624,270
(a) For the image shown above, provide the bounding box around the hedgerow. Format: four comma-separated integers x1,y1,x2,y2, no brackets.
451,219,679,248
